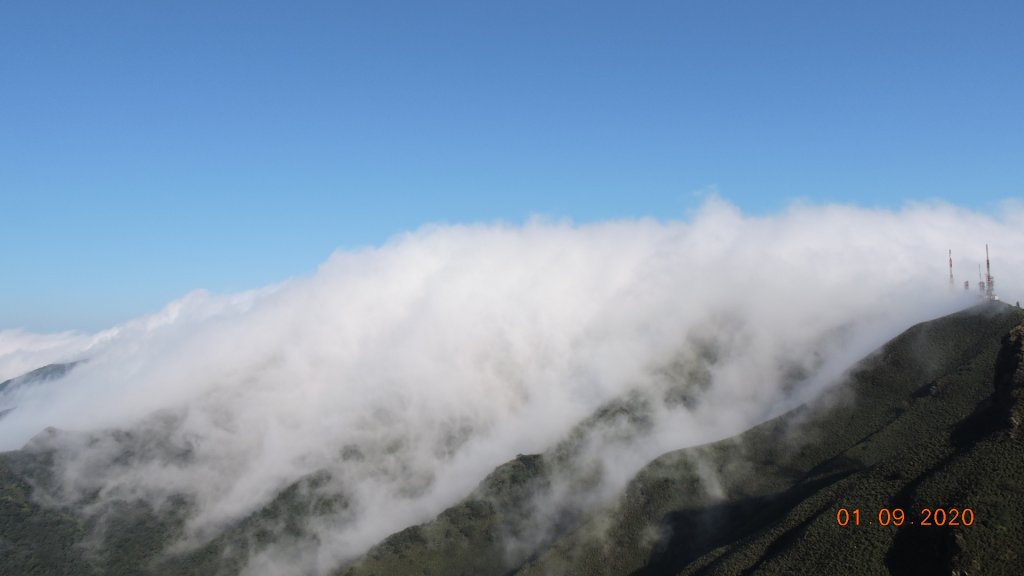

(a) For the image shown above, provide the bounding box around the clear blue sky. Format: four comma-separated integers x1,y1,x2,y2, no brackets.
3,1,1022,332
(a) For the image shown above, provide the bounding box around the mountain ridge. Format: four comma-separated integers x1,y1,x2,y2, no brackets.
340,302,1024,576
3,302,1023,575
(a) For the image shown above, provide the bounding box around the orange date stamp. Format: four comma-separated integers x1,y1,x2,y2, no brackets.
835,507,974,527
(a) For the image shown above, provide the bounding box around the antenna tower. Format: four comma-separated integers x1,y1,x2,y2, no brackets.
985,244,995,300
948,249,954,288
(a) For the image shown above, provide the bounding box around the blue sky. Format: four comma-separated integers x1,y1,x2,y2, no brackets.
2,1,1022,332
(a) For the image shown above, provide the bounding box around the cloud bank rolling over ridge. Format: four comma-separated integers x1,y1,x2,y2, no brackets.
1,198,1023,574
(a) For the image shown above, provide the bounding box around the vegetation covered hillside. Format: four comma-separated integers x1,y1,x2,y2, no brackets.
341,302,1024,576
3,303,1023,575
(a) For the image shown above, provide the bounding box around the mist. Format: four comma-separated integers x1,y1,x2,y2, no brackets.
2,198,1023,574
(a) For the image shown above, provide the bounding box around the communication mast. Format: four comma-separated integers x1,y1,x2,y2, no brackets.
949,249,954,288
985,244,996,300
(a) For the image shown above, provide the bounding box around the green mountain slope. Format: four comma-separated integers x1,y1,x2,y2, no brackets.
341,302,1024,576
3,303,1023,575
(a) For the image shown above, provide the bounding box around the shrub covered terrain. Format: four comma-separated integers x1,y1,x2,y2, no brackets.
342,302,1024,576
3,302,1024,575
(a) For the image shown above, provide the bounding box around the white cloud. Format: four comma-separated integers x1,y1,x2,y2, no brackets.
1,197,1022,573
0,330,92,384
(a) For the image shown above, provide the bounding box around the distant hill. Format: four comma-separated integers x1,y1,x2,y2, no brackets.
0,361,79,419
2,303,1023,575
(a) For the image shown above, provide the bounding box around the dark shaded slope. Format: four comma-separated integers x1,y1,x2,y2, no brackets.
883,320,1024,574
0,454,95,576
335,302,1024,576
516,302,1024,576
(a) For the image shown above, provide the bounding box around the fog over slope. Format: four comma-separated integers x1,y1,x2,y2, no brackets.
1,198,1023,574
